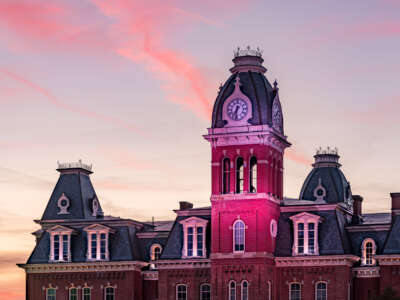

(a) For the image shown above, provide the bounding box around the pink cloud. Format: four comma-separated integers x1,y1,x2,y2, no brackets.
286,149,313,166
0,68,144,134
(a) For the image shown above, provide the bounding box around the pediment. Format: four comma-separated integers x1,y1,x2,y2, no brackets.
47,225,74,233
179,216,208,226
83,223,115,233
289,212,321,222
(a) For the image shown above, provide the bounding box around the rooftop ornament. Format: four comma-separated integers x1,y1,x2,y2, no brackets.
313,147,341,168
57,159,93,172
315,146,339,156
234,46,263,58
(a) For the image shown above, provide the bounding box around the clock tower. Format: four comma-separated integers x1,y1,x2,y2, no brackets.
204,47,290,299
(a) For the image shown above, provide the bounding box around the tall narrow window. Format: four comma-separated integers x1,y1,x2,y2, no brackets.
236,157,244,193
100,233,107,260
176,284,187,300
69,288,78,300
91,233,97,259
298,223,304,254
241,281,248,300
229,281,236,300
290,283,301,300
200,284,211,300
82,288,91,300
361,238,376,266
233,220,245,252
54,235,60,261
150,244,162,261
62,235,69,261
249,157,257,193
187,227,194,257
105,287,115,300
197,227,204,257
308,223,315,254
223,158,231,194
316,282,327,300
46,288,56,300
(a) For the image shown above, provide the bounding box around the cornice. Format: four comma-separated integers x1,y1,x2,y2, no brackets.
136,231,170,239
17,261,148,273
280,204,338,213
275,255,359,267
352,266,380,278
346,224,391,232
211,252,275,260
211,192,281,205
157,259,210,269
174,209,211,217
375,255,400,265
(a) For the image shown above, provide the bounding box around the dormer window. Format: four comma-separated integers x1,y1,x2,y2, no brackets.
47,225,74,262
361,238,377,266
179,217,208,258
150,244,162,261
83,224,115,261
289,212,321,256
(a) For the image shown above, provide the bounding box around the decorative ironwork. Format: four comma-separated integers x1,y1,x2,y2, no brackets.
315,146,338,156
234,46,263,58
57,159,92,172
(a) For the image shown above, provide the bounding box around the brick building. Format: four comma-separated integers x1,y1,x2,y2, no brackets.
19,49,400,300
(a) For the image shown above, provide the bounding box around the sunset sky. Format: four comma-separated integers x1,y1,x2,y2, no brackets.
1,0,399,298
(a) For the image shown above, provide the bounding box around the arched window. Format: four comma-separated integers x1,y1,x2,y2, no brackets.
236,157,244,193
229,281,236,300
290,283,301,300
82,287,91,300
361,238,376,266
176,284,187,300
249,157,257,193
200,283,211,300
150,244,162,261
105,287,115,300
46,288,56,300
233,220,245,252
315,282,327,300
241,281,248,300
222,158,231,194
69,288,78,300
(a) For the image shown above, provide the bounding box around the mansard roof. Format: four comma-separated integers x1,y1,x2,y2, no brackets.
41,165,103,221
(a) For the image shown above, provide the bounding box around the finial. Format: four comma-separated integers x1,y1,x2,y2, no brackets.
273,79,278,88
218,83,223,93
233,46,263,58
234,75,241,89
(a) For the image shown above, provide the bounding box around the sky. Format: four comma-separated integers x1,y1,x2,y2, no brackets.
0,0,399,298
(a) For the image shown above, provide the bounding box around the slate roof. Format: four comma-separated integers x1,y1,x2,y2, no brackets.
41,170,103,221
211,70,277,129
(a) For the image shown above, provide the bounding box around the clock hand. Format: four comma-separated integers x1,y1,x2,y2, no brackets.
234,105,240,119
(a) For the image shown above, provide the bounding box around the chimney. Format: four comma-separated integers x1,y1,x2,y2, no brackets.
179,201,193,210
391,193,400,218
353,195,363,216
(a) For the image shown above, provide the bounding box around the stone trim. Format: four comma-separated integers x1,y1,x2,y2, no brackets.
211,252,275,259
174,209,211,216
352,266,380,278
375,255,400,265
143,271,158,280
18,261,147,273
275,255,359,267
211,193,280,204
157,259,210,269
280,204,338,213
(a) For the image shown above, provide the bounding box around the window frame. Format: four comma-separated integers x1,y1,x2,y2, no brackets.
83,224,114,262
235,157,244,194
176,284,187,300
200,283,211,300
249,156,257,193
229,280,236,300
104,286,115,300
315,281,327,300
361,238,377,266
46,288,56,300
150,243,162,261
222,157,231,194
233,219,246,253
69,287,78,300
179,217,208,258
289,282,301,300
82,287,91,300
47,225,74,262
241,280,249,300
289,212,321,256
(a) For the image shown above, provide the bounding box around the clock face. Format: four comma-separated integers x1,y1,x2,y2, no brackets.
227,98,248,121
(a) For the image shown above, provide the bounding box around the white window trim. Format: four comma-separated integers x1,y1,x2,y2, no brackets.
289,282,301,300
315,281,327,300
232,219,247,253
229,280,236,300
176,284,187,300
46,287,57,300
150,243,162,261
104,284,116,300
179,217,208,258
82,286,92,300
290,212,321,256
361,238,377,266
69,287,78,300
248,156,257,194
267,281,271,300
199,283,211,300
47,225,74,262
241,280,249,300
235,156,245,194
83,224,114,261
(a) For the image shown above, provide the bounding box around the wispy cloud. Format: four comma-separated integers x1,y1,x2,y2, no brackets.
286,148,313,165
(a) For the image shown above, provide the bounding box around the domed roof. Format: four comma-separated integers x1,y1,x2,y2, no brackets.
299,148,353,206
211,48,282,132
